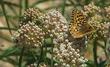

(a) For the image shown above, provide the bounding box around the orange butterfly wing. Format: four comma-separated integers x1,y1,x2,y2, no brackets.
69,9,94,38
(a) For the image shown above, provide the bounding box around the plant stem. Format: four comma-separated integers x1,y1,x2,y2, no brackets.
93,37,98,67
19,0,22,17
61,0,66,15
37,46,43,67
0,0,12,35
50,44,54,67
0,27,17,30
19,47,25,67
25,0,28,9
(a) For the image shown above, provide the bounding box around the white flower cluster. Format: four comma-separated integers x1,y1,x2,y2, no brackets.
20,8,43,27
105,6,110,19
53,39,88,67
41,10,87,66
42,9,68,38
83,2,110,39
13,8,88,67
14,21,45,48
83,2,101,14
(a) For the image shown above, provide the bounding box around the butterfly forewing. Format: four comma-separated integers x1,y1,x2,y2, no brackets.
69,9,94,38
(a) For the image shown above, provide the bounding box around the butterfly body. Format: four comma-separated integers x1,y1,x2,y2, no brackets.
69,9,94,38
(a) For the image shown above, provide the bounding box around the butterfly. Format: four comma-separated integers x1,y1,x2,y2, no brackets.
69,9,94,38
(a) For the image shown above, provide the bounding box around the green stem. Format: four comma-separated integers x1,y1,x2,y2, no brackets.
50,44,54,67
31,51,37,62
61,0,66,15
93,37,98,67
37,46,43,67
44,46,47,65
0,0,12,35
18,47,25,67
68,0,74,5
0,1,20,7
25,0,28,9
19,0,22,17
30,0,50,8
103,39,110,66
0,27,17,30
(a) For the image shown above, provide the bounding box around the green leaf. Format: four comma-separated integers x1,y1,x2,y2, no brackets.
44,38,53,47
0,47,19,59
0,27,17,31
30,0,50,8
85,60,95,67
98,60,106,67
0,1,20,8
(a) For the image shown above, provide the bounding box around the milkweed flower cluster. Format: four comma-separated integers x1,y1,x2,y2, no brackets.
53,39,88,67
83,2,101,14
42,9,68,38
105,6,110,19
27,63,49,67
83,2,110,38
13,8,44,48
43,10,87,66
19,8,43,27
83,2,110,65
13,8,87,67
14,21,45,48
83,2,103,29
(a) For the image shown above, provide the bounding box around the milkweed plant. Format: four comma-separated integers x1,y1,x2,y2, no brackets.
0,0,110,67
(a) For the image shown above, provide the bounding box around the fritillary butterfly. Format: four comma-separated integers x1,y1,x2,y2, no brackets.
69,9,94,38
